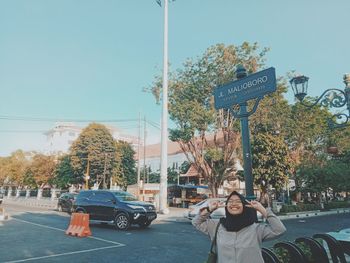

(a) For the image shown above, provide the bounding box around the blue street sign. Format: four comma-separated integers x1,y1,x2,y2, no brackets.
214,67,276,109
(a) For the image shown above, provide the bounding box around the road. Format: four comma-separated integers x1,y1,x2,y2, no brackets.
1,204,349,263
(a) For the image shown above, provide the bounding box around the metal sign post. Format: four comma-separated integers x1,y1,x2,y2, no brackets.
214,66,276,200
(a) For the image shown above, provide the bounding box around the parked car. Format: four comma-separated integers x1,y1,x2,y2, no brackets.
57,192,78,213
73,190,157,230
183,198,263,221
183,198,226,220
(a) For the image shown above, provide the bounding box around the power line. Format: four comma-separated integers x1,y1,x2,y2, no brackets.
0,115,139,123
0,130,47,133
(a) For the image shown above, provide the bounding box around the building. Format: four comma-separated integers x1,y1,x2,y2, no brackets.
44,122,139,155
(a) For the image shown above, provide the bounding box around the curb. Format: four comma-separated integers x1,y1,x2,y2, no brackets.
279,209,350,220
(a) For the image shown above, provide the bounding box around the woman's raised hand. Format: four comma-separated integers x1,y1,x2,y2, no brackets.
245,200,268,218
208,200,225,212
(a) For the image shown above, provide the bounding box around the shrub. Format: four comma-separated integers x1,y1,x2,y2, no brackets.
324,201,350,209
280,203,321,213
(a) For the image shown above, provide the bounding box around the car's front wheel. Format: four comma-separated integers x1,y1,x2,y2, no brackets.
114,213,130,230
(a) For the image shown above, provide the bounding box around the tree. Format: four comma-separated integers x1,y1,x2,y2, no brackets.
113,140,137,188
251,129,291,206
286,101,332,201
2,150,30,187
249,77,291,137
149,42,269,197
27,154,56,188
0,156,10,185
53,155,75,189
70,123,117,189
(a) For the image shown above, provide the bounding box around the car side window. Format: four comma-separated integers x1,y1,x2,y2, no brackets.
91,193,114,203
77,191,93,200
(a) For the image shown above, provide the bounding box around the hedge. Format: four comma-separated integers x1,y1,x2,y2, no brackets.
280,201,350,213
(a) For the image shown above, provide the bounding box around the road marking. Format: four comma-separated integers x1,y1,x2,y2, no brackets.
4,245,124,263
12,218,125,245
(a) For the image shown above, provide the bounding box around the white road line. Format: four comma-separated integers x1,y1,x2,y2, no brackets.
3,245,124,263
12,218,125,245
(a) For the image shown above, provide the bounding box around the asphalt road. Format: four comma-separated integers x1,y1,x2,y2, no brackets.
1,204,349,263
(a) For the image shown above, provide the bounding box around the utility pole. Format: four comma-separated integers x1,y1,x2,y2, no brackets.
103,153,107,189
144,116,148,184
137,113,141,200
159,0,169,214
85,157,90,190
143,116,147,201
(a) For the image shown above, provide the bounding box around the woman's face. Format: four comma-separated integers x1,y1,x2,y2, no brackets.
227,194,244,215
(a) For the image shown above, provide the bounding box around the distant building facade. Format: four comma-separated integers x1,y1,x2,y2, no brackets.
44,122,139,155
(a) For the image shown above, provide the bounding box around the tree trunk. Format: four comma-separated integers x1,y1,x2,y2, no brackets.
210,183,217,198
259,188,270,208
295,191,302,202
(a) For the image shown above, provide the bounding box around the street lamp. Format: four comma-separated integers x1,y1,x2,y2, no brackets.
290,73,350,129
157,0,172,214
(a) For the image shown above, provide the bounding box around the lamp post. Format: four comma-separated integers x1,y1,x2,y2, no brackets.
290,73,350,129
157,0,171,214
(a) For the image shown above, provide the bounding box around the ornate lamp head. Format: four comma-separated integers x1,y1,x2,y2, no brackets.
290,75,309,102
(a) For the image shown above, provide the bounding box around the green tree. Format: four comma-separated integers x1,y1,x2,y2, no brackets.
112,140,137,188
252,129,291,206
286,101,332,201
149,42,269,196
70,123,117,189
250,77,291,136
53,155,75,189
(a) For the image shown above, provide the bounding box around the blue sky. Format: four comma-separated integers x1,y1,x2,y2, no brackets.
0,0,349,156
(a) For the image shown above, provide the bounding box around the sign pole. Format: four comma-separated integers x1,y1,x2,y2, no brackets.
236,68,254,200
239,102,254,199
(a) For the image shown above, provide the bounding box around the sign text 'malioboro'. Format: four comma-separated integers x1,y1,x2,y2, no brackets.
214,67,276,109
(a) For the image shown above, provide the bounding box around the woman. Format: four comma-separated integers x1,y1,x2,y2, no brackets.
192,191,286,263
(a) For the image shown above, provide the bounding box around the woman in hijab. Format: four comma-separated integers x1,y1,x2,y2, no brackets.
192,191,286,263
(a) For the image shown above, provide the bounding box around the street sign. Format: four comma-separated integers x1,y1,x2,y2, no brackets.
214,67,276,109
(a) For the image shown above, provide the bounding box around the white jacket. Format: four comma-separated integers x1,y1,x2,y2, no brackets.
192,208,286,263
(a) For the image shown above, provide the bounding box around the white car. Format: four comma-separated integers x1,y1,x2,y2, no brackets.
183,198,227,220
183,198,263,221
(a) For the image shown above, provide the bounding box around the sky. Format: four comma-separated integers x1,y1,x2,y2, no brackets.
0,0,349,157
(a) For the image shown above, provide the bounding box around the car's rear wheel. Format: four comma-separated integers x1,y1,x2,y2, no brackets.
139,220,151,228
115,213,130,230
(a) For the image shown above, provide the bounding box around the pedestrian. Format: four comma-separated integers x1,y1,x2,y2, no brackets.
192,191,286,263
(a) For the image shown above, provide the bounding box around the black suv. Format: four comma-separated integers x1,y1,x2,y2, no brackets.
73,190,157,230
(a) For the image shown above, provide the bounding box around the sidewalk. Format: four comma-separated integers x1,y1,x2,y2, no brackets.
3,197,57,210
156,207,190,223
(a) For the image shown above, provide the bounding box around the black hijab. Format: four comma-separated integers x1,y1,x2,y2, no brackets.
219,191,258,232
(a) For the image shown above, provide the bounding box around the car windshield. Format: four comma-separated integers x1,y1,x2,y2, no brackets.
113,191,138,201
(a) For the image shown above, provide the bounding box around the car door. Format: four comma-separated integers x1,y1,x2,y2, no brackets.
97,192,116,221
90,192,116,221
